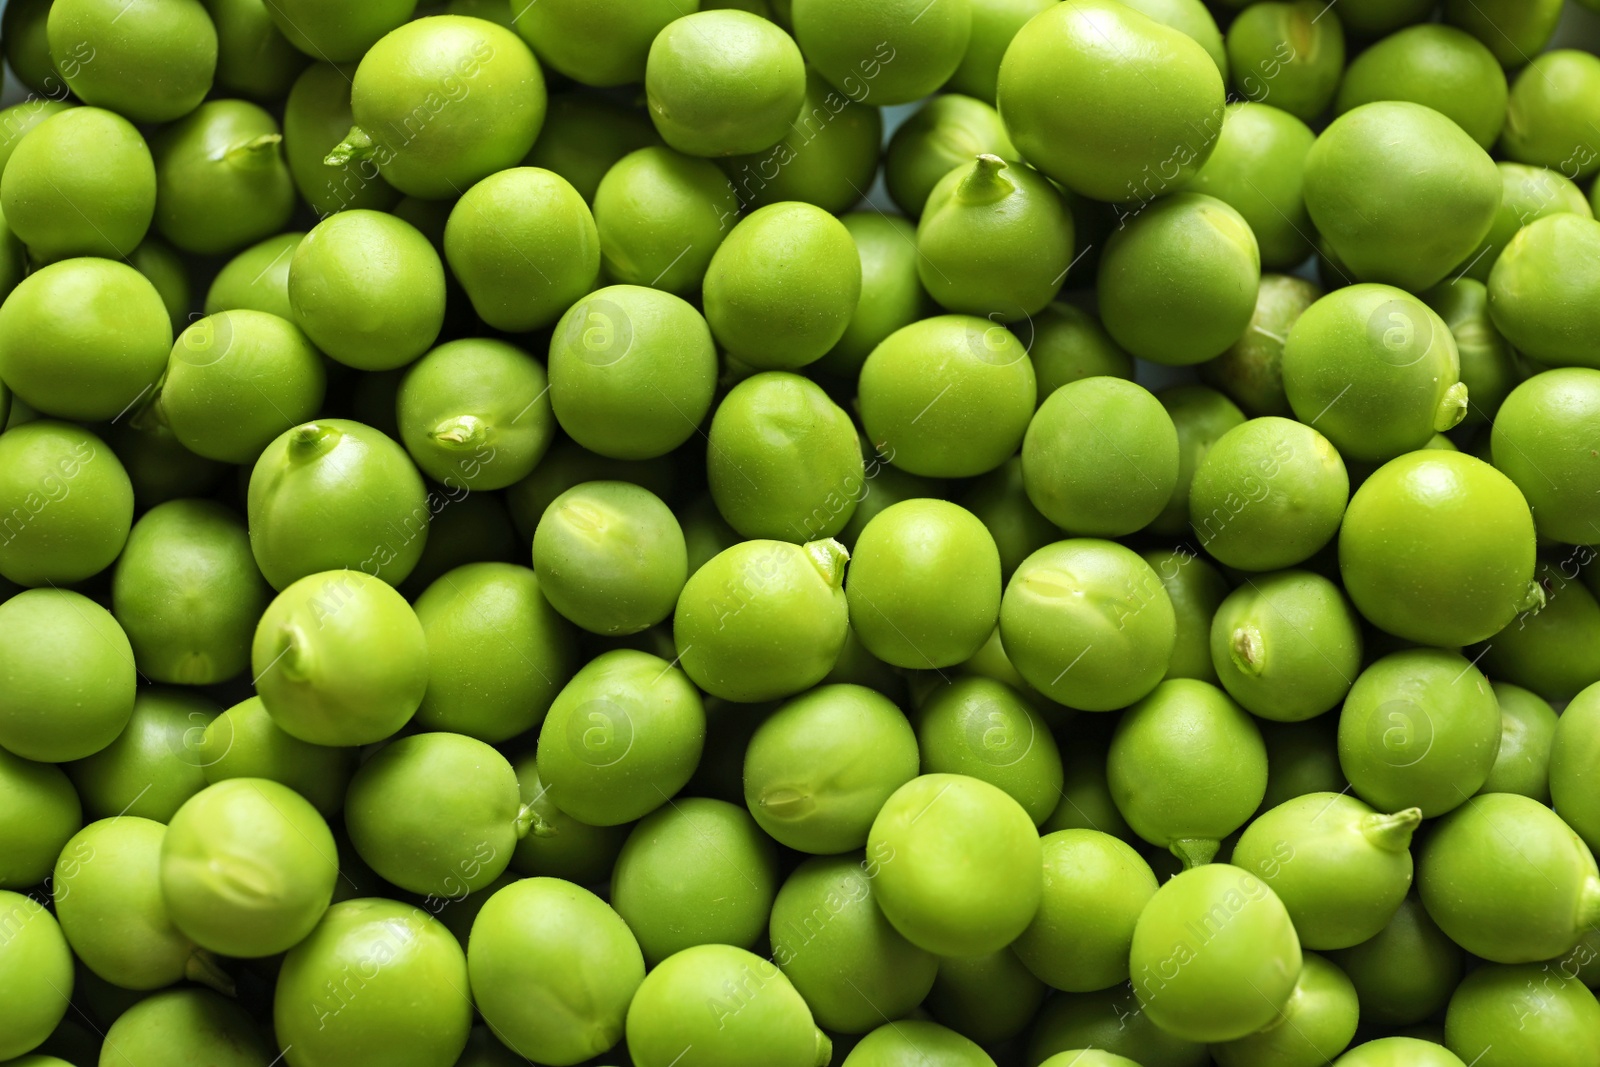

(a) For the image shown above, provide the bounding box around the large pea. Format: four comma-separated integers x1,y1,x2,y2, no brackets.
199,696,355,818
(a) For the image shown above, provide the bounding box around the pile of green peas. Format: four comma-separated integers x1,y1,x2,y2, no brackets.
4,0,1600,1064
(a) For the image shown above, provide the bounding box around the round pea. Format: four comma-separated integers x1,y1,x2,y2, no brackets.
1421,276,1521,425
548,285,718,460
1027,302,1136,401
1212,952,1360,1067
1328,895,1463,1027
199,696,355,818
1210,570,1362,722
206,0,306,100
263,0,415,62
1144,548,1230,685
1488,214,1600,369
507,753,629,885
724,69,882,214
1443,0,1562,68
0,747,79,890
817,213,932,378
1336,25,1506,149
792,0,971,106
151,99,294,255
1475,682,1556,803
100,988,273,1066
1552,682,1600,853
859,315,1037,478
251,569,429,746
205,232,303,319
66,688,218,823
884,93,1016,217
1,0,66,101
46,0,217,123
1188,102,1315,270
1482,561,1600,702
1334,1039,1466,1067
916,677,1061,825
959,458,1057,582
1445,961,1600,1067
0,892,72,1061
282,64,400,217
511,0,680,87
947,0,1054,102
843,1020,994,1067
0,589,135,763
1225,1,1344,123
1024,983,1208,1067
1492,353,1600,540
0,421,134,588
1202,273,1320,419
524,92,662,202
1501,51,1600,181
592,148,737,295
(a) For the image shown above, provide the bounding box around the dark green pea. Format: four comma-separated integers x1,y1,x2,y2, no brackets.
0,746,80,889
444,167,599,333
505,439,679,543
959,458,1056,582
263,0,416,63
846,1023,995,1067
1443,0,1562,68
534,482,687,636
1225,1,1342,122
770,852,936,1034
836,454,942,552
1552,681,1600,854
679,493,742,578
398,492,519,600
535,648,705,826
884,93,1016,217
1483,561,1600,701
289,210,445,371
793,0,972,107
1142,549,1229,685
1446,961,1600,1067
707,372,864,541
162,311,326,464
282,63,400,217
917,677,1061,825
129,239,192,335
1097,192,1261,366
1154,385,1246,537
592,147,737,296
743,683,917,854
508,753,628,885
151,100,294,255
1420,792,1600,963
1421,277,1521,427
1040,727,1131,840
1014,829,1157,993
413,562,576,743
1188,102,1315,270
1027,302,1136,402
203,0,306,100
1026,984,1209,1067
1205,276,1317,419
512,0,679,86
205,232,302,318
0,421,134,588
1259,716,1346,809
1327,897,1460,1025
945,0,1051,102
612,797,778,964
0,99,72,188
1501,51,1600,180
274,899,472,1067
1001,539,1176,711
524,93,661,203
199,696,354,818
1473,683,1555,802
102,988,272,1066
1306,102,1500,291
1336,25,1507,150
1109,680,1267,866
102,416,226,512
626,944,830,1067
3,0,64,97
0,106,154,263
1461,163,1593,289
47,0,218,123
1213,952,1360,1067
723,69,882,215
926,947,1047,1045
65,688,217,822
548,285,718,461
346,732,524,898
1022,377,1180,536
860,316,1037,478
1210,570,1362,722
0,259,172,423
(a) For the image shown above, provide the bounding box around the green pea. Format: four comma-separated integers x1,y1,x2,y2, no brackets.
1026,984,1209,1067
199,696,354,817
1039,1054,1142,1067
524,93,661,203
1120,0,1226,76
1488,214,1600,369
842,1020,994,1067
161,311,326,464
0,106,153,263
0,422,134,588
944,0,1049,101
444,168,599,333
927,947,1046,1044
1109,679,1267,866
0,746,79,890
101,988,272,1066
1212,952,1360,1067
101,417,227,512
796,0,971,106
997,0,1224,203
127,239,191,336
625,944,830,1067
1186,104,1313,270
289,210,445,371
1445,961,1600,1067
47,0,217,123
1339,25,1507,150
0,259,172,422
1420,277,1522,429
66,688,218,823
536,648,705,826
1554,924,1600,989
1421,792,1600,963
1201,274,1319,419
252,569,429,745
1327,895,1462,1026
507,753,628,885
205,232,302,318
1000,539,1176,711
203,0,306,100
1443,0,1561,67
0,589,135,763
1152,386,1245,537
1339,451,1538,646
884,94,1016,217
591,148,736,296
1232,8,1343,124
548,285,718,461
1129,863,1302,1043
1462,160,1596,282
1305,102,1500,291
1024,304,1133,403
512,0,681,87
954,459,1052,584
397,491,519,599
466,877,642,1064
0,892,73,1060
1011,829,1157,993
3,0,63,97
151,100,294,255
1333,1038,1466,1067
1552,682,1600,853
1140,549,1227,685
1210,570,1362,723
1494,366,1600,542
868,773,1041,957
506,439,678,543
248,420,431,588
0,100,71,192
1471,682,1555,804
282,64,400,217
860,315,1037,478
160,777,338,957
1337,648,1501,817
346,733,524,898
918,154,1072,322
1502,51,1600,180
1483,561,1600,701
724,70,882,214
274,898,473,1067
916,677,1061,824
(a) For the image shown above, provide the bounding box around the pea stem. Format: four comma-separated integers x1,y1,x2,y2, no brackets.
811,1027,832,1067
512,801,538,841
1228,625,1266,678
1432,381,1470,432
225,133,284,170
186,949,237,996
287,422,341,462
1170,837,1219,869
325,125,376,168
1360,808,1422,852
955,153,1015,206
803,539,849,590
429,415,489,450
